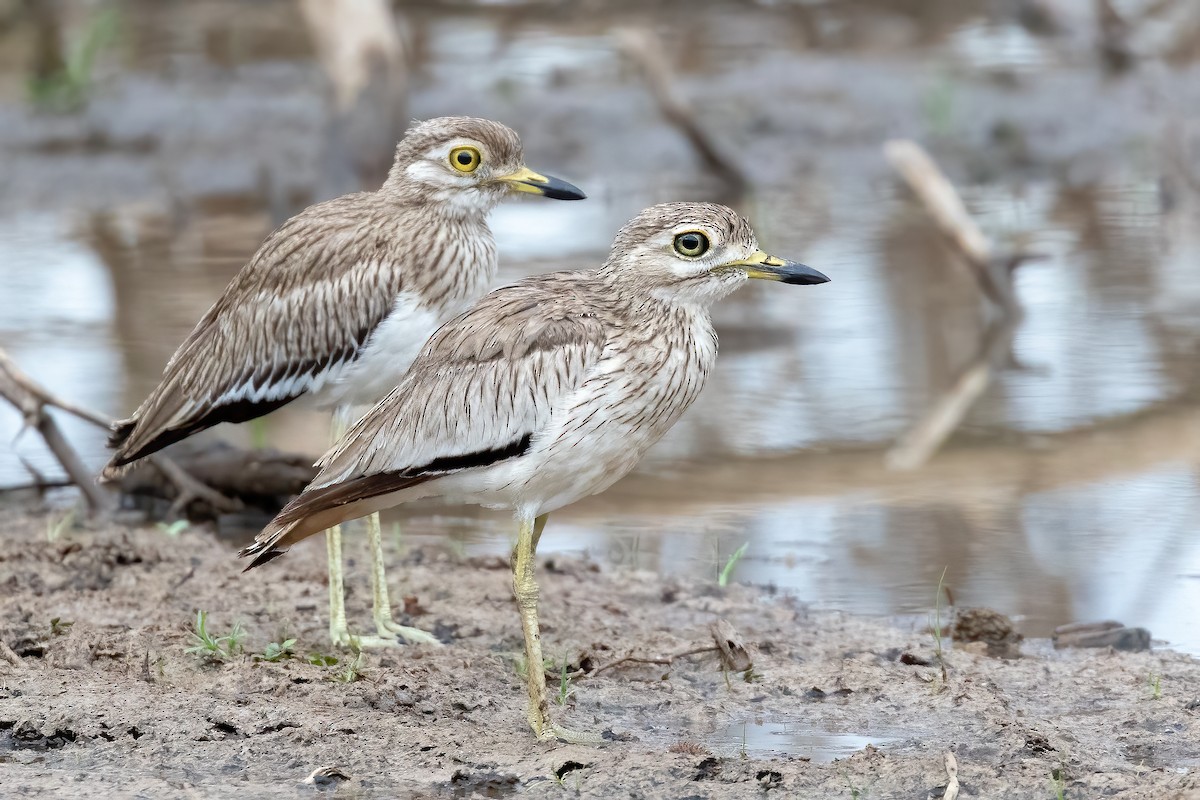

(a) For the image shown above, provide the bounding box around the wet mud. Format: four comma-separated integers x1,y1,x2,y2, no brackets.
2,510,1198,797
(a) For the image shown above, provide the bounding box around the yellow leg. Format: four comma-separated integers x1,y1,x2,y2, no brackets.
512,513,602,744
367,512,440,646
326,522,351,647
324,410,397,649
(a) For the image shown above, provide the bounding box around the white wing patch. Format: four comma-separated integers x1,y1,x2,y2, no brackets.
322,291,442,408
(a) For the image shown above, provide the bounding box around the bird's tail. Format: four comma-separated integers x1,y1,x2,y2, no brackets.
239,472,430,570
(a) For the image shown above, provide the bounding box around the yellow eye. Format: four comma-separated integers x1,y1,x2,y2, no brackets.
449,146,481,173
673,231,710,258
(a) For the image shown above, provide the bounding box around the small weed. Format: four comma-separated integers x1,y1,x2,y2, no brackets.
27,9,120,112
49,617,73,636
555,658,576,706
921,71,957,138
255,638,297,663
332,651,365,683
930,566,950,684
248,418,268,450
46,508,76,542
718,542,749,587
1148,672,1162,701
307,653,339,667
742,666,763,683
1051,766,1067,799
156,520,189,537
184,611,245,662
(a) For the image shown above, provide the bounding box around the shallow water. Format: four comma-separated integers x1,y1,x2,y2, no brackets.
3,1,1200,654
708,720,899,763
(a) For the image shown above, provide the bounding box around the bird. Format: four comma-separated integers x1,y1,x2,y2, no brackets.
239,202,829,741
101,116,585,649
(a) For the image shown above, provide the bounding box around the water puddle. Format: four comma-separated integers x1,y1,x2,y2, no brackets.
709,720,898,762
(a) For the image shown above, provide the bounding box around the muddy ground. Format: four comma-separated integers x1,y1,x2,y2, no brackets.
1,507,1198,799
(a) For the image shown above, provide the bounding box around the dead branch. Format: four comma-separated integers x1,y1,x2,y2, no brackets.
0,348,111,513
885,314,1020,471
943,752,961,800
120,440,316,520
884,139,1021,315
0,637,26,668
0,347,273,520
882,140,1028,470
569,619,753,680
617,28,747,197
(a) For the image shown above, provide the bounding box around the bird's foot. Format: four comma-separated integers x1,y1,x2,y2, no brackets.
329,623,401,650
530,712,605,745
373,613,442,646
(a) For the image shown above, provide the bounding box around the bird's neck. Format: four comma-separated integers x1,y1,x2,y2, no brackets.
378,180,497,222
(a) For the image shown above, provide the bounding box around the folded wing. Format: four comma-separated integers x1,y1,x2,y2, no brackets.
241,276,606,568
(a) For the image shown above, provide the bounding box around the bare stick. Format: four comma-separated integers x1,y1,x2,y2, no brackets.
617,28,747,196
884,139,1019,314
944,752,960,800
0,350,112,428
149,454,243,517
569,645,719,680
882,140,1027,470
0,637,26,668
0,349,111,513
886,315,1020,471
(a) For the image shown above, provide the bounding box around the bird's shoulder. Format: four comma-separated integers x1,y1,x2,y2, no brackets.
422,271,609,365
223,193,421,298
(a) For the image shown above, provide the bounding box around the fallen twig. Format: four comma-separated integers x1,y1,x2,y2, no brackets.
943,752,960,800
149,454,243,517
882,140,1029,470
885,314,1020,471
0,348,111,513
884,139,1020,315
570,619,753,680
0,347,249,518
617,28,747,197
0,637,26,668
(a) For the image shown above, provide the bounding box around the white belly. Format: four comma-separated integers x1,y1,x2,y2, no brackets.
315,291,444,409
450,341,715,515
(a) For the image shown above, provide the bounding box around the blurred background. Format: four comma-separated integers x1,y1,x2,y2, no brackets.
2,0,1199,651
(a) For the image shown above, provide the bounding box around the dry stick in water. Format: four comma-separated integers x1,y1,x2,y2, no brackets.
0,348,111,513
0,347,240,516
617,28,748,198
882,140,1024,471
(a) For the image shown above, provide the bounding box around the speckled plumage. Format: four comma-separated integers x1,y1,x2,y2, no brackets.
243,202,794,560
103,117,567,476
242,201,827,740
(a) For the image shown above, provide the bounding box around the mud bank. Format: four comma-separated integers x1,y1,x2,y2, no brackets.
1,510,1198,798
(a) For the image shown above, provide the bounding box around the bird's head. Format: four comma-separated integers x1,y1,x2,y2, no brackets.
601,202,829,305
383,116,585,212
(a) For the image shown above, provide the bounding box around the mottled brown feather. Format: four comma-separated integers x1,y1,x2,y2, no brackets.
102,117,530,478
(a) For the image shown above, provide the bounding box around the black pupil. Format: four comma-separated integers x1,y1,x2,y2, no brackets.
457,151,473,165
681,235,700,252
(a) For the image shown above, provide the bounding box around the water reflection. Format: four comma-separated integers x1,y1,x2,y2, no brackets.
708,720,898,762
2,1,1200,655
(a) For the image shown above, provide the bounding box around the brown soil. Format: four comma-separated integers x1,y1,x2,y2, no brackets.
1,508,1199,798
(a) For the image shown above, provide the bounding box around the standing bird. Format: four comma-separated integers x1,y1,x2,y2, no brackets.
102,116,585,649
240,202,829,740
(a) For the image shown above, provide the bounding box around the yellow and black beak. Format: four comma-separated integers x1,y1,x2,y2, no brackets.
493,166,586,201
723,250,829,285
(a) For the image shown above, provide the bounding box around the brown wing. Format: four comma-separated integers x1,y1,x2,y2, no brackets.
240,274,606,568
102,194,408,476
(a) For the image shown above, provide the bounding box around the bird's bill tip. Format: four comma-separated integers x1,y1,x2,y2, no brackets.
735,250,830,285
494,166,586,200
